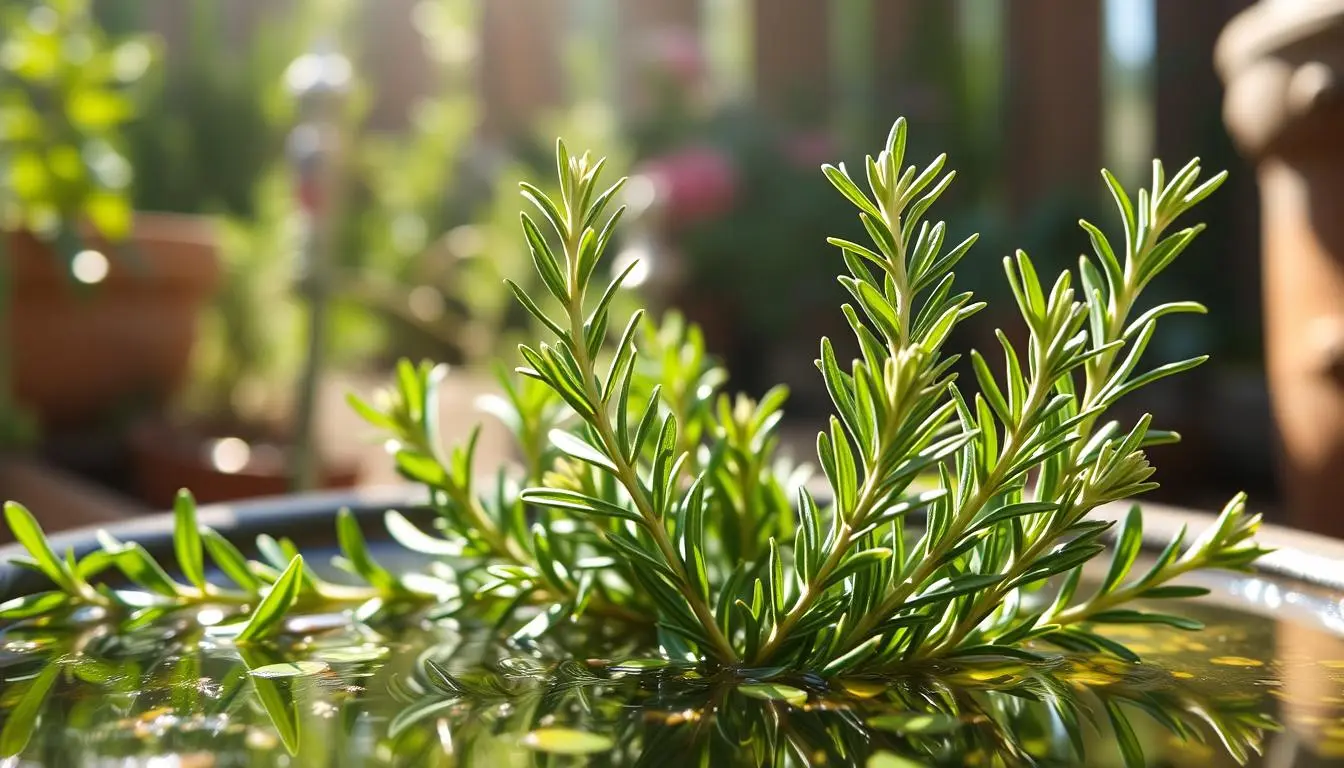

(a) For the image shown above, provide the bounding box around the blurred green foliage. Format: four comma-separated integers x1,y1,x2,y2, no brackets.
158,0,635,424
118,0,290,218
0,0,150,243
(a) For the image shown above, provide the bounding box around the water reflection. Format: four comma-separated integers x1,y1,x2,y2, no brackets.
0,602,1304,767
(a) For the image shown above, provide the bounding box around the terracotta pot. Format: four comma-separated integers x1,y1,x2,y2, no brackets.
128,420,360,510
1217,1,1344,536
5,213,220,428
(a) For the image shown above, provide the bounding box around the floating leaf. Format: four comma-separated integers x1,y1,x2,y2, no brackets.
868,753,930,768
739,683,808,707
869,712,963,735
316,646,390,664
249,661,329,678
610,658,670,672
520,728,614,755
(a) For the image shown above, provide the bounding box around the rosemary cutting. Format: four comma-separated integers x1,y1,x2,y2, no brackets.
0,119,1267,677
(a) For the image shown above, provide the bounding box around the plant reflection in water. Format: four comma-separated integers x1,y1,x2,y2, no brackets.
0,599,1309,767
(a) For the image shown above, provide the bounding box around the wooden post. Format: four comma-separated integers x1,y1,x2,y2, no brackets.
619,0,699,37
479,0,566,140
1004,0,1103,212
871,1,960,126
752,0,830,123
615,0,701,116
361,0,435,131
1155,0,1260,319
1155,1,1270,499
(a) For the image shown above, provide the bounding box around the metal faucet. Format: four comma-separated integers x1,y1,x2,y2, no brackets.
285,37,352,492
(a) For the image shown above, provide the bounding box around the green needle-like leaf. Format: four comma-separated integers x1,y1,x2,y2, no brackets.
4,502,76,593
0,660,60,758
173,490,206,592
236,556,304,643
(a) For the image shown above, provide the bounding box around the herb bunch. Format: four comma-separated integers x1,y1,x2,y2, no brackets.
1,119,1267,679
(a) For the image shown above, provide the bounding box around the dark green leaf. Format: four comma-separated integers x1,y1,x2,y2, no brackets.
173,489,206,592
739,683,807,707
520,728,614,755
0,661,59,757
1137,584,1209,600
1105,700,1145,768
237,556,304,643
1101,506,1143,593
4,502,75,592
904,574,1004,612
202,528,261,593
869,712,962,735
1087,609,1203,631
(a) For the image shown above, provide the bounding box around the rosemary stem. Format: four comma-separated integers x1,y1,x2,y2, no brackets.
753,522,851,664
1046,554,1203,630
922,230,1176,656
442,482,532,565
836,376,1052,655
752,444,888,664
757,183,938,666
560,230,739,665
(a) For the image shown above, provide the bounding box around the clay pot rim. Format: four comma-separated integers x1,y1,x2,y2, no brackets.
124,211,219,249
1215,0,1344,79
7,210,222,294
4,210,219,251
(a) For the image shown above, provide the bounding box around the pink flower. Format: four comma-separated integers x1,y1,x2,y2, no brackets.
637,145,739,227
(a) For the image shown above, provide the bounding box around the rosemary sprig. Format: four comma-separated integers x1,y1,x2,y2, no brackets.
353,359,651,629
0,492,439,640
0,118,1269,678
509,144,739,662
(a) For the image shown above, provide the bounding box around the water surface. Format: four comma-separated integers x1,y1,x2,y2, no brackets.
1,564,1342,766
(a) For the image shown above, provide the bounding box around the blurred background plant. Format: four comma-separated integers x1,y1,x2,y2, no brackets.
93,0,307,428
0,0,150,243
0,0,153,450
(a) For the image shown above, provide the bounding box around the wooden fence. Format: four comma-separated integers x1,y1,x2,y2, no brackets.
401,0,1260,338
141,0,1259,269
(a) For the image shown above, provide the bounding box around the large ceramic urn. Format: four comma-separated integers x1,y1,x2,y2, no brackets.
1217,1,1344,537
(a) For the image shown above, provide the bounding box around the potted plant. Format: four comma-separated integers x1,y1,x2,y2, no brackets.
98,0,369,508
127,170,361,509
0,121,1313,765
0,0,220,433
